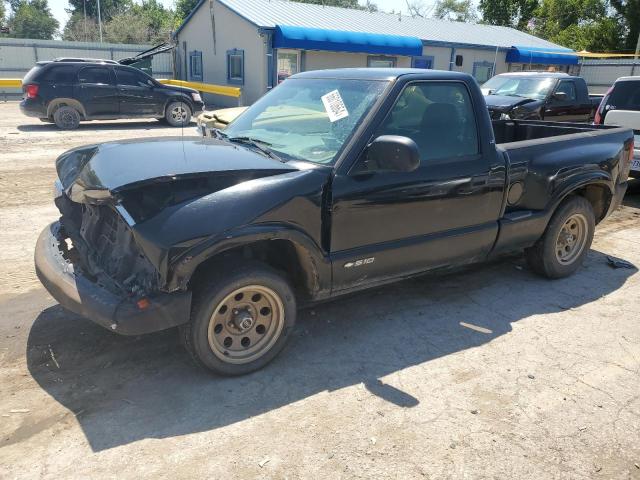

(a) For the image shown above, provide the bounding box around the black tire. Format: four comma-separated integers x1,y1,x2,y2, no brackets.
525,195,595,279
182,260,297,376
165,101,192,127
53,106,81,130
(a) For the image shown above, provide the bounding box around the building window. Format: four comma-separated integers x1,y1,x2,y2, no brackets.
276,50,300,83
367,55,397,68
227,49,244,85
189,51,203,81
472,61,494,84
412,56,434,69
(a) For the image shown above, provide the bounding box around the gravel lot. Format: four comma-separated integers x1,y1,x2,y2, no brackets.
1,101,639,479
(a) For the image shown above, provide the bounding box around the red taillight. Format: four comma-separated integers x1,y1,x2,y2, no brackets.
24,84,39,99
594,86,613,125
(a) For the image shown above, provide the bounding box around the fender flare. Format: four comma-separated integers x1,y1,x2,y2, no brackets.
547,172,614,220
168,224,332,299
46,98,87,119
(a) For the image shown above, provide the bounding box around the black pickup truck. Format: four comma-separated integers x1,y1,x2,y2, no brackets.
35,69,633,375
482,72,599,122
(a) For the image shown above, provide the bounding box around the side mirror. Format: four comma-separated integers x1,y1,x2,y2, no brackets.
365,135,420,173
553,91,568,101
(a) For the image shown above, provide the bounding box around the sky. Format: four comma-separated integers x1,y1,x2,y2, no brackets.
47,0,432,30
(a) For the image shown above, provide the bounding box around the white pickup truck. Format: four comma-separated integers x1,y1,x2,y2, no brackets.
596,76,640,177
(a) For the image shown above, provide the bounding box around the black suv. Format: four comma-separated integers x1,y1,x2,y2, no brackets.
20,58,204,129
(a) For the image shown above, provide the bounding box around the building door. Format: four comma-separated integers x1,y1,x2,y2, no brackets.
276,50,300,83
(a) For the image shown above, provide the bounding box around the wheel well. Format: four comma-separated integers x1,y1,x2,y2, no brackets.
187,240,317,300
47,99,86,119
571,184,611,224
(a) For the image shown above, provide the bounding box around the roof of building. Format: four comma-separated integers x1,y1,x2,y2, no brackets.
176,0,568,51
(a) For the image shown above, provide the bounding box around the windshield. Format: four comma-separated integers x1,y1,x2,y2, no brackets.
482,76,555,100
224,78,390,165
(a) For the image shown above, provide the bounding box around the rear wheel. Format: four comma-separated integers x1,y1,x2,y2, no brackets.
182,261,296,376
525,196,595,279
165,101,192,127
53,106,80,130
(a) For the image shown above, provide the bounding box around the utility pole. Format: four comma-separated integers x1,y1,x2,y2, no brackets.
97,0,103,43
83,0,87,41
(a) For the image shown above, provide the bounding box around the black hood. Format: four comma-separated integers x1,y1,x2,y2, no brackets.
56,137,297,203
484,95,537,112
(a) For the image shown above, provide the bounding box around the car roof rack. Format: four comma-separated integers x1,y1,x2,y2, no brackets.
52,57,119,64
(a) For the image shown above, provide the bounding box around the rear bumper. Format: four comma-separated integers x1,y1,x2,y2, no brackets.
35,222,191,335
19,98,46,118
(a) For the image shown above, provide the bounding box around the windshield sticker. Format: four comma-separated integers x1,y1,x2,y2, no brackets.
321,90,349,122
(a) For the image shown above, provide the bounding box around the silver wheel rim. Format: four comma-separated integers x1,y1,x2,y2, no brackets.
207,285,285,365
555,213,588,265
170,104,188,123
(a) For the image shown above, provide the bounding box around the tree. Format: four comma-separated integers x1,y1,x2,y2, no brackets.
433,0,477,22
66,0,132,23
104,11,150,43
7,0,59,39
131,0,174,43
479,0,538,29
533,0,621,51
175,0,199,24
611,0,640,51
62,13,101,41
405,0,434,18
292,0,377,10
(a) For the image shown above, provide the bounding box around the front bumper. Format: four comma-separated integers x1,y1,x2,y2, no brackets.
35,222,191,335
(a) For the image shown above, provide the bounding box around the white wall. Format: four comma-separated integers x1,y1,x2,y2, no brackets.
176,0,267,106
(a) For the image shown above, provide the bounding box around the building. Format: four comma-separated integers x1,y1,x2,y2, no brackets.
174,0,578,106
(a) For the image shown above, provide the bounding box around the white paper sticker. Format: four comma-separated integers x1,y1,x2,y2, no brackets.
321,90,349,122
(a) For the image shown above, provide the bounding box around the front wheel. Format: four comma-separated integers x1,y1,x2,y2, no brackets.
525,195,595,279
165,101,192,127
182,261,297,375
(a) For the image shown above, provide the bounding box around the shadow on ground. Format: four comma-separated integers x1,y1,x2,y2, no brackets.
16,120,195,133
21,248,635,452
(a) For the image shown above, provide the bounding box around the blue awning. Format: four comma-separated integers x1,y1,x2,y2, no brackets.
506,45,578,65
273,25,423,57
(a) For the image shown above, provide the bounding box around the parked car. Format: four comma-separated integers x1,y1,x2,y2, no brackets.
482,72,598,122
35,68,633,375
196,106,247,136
594,76,640,177
20,58,204,129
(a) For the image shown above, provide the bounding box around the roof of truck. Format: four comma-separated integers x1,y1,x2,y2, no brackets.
291,68,471,81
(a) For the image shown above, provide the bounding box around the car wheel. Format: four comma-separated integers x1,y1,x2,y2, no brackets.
182,260,297,376
53,106,81,130
165,101,192,127
525,195,595,279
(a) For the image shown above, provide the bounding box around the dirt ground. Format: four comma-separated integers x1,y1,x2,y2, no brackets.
0,101,639,479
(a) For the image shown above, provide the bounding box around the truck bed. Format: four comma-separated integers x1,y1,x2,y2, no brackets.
492,119,618,145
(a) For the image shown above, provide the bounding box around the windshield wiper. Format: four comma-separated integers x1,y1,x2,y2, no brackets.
226,136,284,162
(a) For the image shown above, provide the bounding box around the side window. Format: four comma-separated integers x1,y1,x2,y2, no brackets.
115,68,151,87
555,81,576,101
41,65,76,83
78,67,111,85
375,82,479,162
189,51,203,81
227,49,244,85
367,55,396,68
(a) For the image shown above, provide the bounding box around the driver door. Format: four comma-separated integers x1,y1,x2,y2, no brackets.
330,81,503,292
114,66,160,116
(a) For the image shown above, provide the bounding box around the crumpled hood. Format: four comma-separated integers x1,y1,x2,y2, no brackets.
483,95,536,112
56,137,297,202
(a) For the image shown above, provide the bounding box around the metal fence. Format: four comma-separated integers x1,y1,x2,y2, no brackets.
0,37,174,98
578,59,640,94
